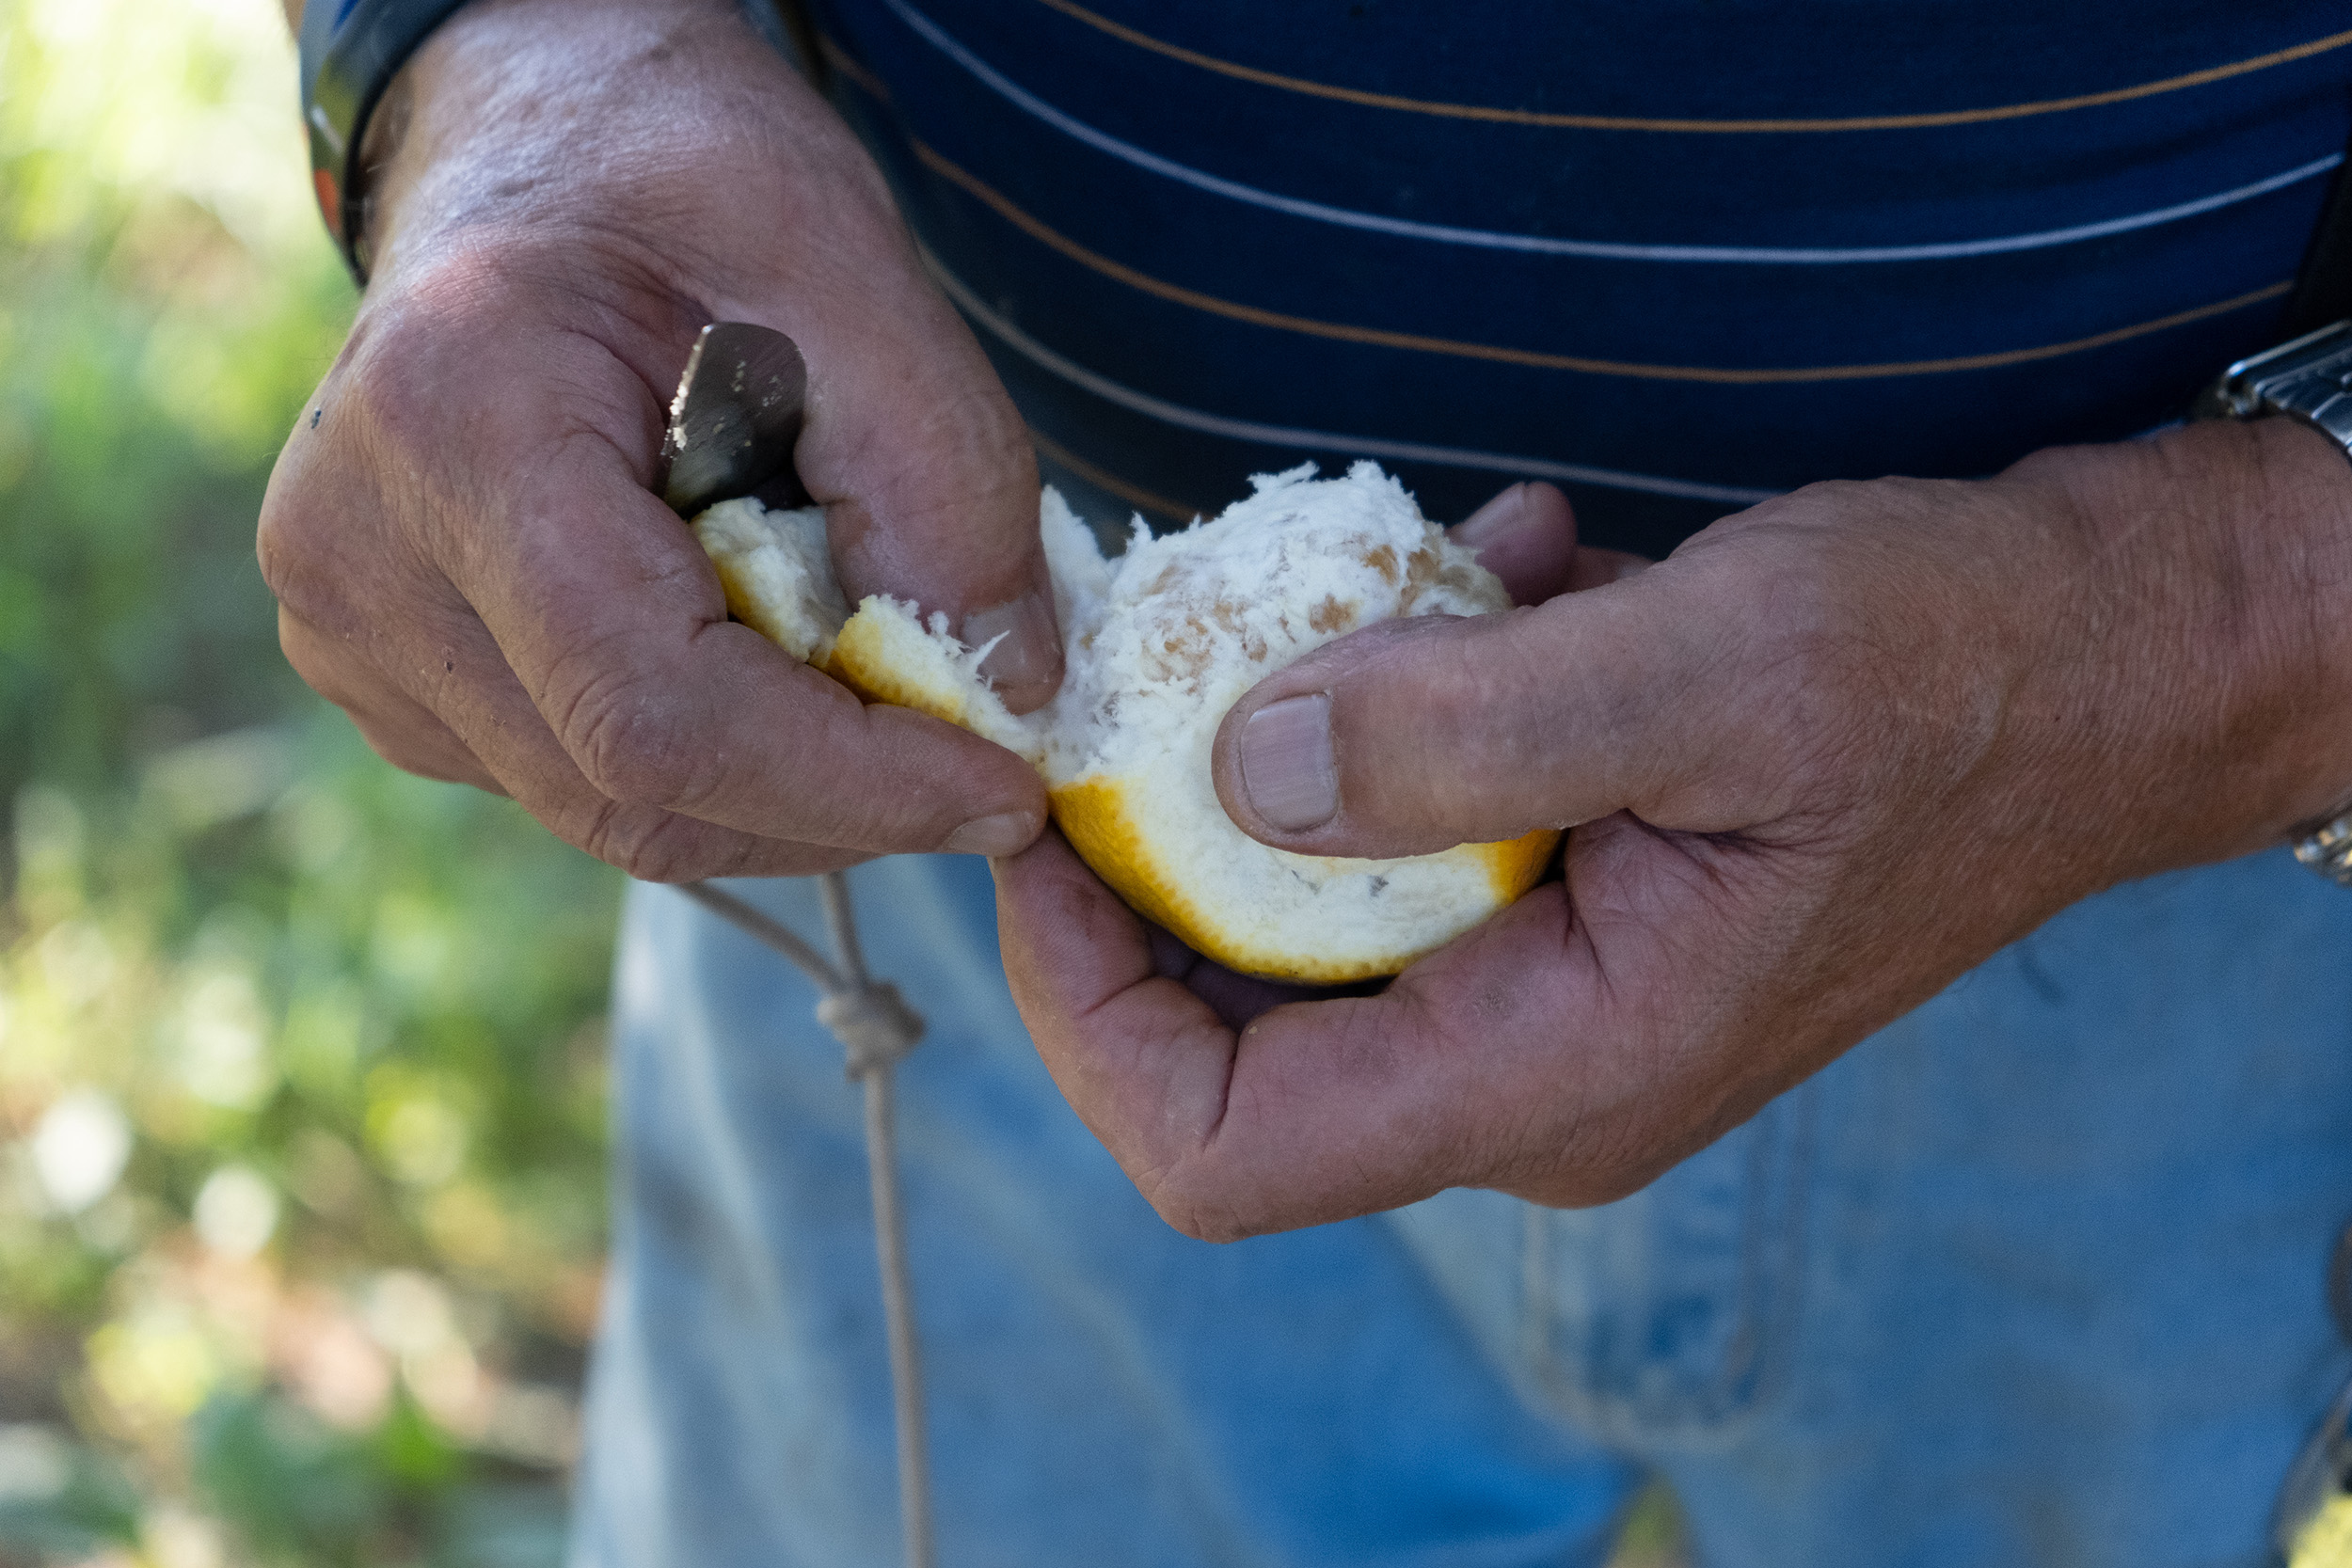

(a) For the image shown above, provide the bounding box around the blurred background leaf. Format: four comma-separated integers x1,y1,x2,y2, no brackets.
0,1,619,1562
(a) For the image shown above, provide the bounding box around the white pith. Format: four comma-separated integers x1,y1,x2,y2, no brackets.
696,462,1529,975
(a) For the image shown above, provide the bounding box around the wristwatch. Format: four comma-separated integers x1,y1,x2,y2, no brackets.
2194,318,2352,447
2195,318,2352,885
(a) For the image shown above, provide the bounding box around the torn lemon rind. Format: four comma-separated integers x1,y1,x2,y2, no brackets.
692,464,1559,982
697,498,848,664
1051,772,1556,982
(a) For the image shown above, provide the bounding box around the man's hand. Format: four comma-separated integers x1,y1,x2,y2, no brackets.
260,0,1057,880
995,421,2352,1240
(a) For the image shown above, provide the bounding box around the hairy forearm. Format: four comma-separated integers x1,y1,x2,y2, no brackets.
366,0,752,260
334,0,880,290
2000,417,2352,873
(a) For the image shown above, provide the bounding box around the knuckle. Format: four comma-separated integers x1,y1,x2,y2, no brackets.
348,715,468,786
1148,1185,1253,1245
276,616,342,698
1525,1166,1653,1211
325,256,547,512
253,489,307,600
1134,1153,1263,1244
573,799,723,883
257,347,456,631
1504,1105,1664,1212
356,243,658,484
1702,552,1862,745
554,664,713,810
1565,1125,1693,1209
386,753,478,788
1365,620,1549,834
256,463,360,628
340,305,484,485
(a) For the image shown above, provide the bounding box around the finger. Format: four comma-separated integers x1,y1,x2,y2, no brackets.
280,608,503,789
995,827,1600,1238
993,829,1242,1215
1567,547,1651,593
1451,482,1579,606
1144,926,1338,1032
273,317,1042,864
446,420,1049,859
1451,482,1653,606
342,705,503,791
289,588,872,879
356,0,1057,713
1210,561,1788,858
386,601,876,880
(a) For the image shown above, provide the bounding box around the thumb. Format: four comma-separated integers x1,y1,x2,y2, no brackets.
734,245,1061,714
1209,573,1768,858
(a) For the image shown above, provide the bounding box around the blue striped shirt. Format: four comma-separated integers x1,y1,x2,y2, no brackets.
807,0,2352,556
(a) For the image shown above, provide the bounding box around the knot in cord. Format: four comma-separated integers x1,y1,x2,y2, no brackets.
677,873,934,1568
818,982,925,1080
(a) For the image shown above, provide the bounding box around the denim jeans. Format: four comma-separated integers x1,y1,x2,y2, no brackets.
571,848,2352,1568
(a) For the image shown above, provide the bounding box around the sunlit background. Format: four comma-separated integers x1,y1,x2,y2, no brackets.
0,4,1689,1564
1,1,618,1561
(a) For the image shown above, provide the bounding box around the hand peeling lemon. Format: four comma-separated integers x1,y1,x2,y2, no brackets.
693,461,1558,983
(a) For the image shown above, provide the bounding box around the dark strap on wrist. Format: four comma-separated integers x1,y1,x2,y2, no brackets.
299,0,478,283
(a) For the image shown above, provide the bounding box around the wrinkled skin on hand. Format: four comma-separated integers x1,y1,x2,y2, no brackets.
995,423,2352,1241
260,0,1059,881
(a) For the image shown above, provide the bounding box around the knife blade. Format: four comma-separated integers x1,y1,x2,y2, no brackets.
654,321,811,515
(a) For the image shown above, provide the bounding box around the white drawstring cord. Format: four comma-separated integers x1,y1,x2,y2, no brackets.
676,874,935,1568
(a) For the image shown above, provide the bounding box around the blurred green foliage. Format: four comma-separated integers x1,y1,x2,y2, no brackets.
0,2,622,1562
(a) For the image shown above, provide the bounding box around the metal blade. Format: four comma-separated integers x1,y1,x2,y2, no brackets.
655,322,811,515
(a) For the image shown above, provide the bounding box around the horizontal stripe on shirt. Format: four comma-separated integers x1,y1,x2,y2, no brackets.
911,136,2298,386
883,0,2345,265
810,0,2351,553
926,250,1785,507
1026,0,2352,135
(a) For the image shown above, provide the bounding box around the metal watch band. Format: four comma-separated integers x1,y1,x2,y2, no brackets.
298,0,803,285
2192,317,2352,459
2295,812,2352,889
